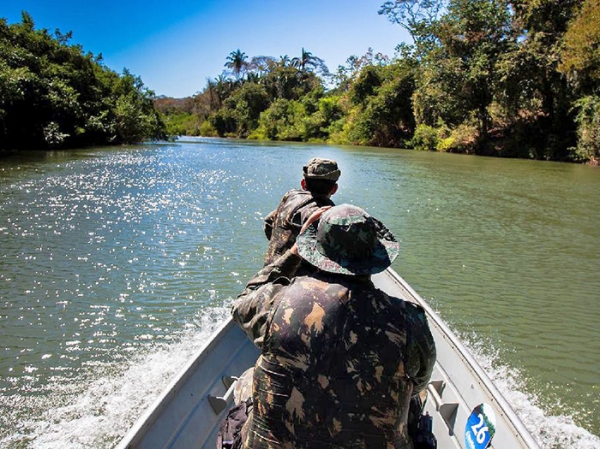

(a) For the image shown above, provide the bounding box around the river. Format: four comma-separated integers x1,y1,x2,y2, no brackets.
0,138,598,448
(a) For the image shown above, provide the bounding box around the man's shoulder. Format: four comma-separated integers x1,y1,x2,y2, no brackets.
276,189,308,208
403,301,431,332
296,195,334,222
281,189,308,200
278,190,317,219
384,295,427,318
285,275,345,300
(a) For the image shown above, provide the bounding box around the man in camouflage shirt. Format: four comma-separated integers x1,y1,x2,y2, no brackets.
232,205,436,448
263,157,340,271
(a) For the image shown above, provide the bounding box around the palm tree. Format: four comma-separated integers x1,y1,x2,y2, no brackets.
246,72,260,84
225,49,248,80
278,55,291,67
292,48,319,72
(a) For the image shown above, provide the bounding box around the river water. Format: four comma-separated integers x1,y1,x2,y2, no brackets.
0,138,598,448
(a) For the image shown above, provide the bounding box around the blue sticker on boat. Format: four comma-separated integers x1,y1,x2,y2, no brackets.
465,403,496,449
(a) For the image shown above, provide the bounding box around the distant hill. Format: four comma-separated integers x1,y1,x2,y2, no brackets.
153,96,195,115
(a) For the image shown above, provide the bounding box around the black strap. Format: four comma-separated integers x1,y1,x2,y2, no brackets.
217,398,253,449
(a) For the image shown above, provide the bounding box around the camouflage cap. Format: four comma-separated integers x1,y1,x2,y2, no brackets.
296,204,399,275
302,158,341,182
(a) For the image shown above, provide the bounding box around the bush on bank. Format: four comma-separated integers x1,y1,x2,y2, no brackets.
0,13,166,151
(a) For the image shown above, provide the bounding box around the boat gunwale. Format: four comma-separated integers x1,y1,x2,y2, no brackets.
115,318,236,449
116,268,540,449
383,268,539,448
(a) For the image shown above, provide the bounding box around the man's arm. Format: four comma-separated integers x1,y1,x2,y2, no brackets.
232,249,301,348
263,209,277,240
237,206,328,348
406,304,436,394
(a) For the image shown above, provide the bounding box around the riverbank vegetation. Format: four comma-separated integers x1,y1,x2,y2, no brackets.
0,13,166,151
155,0,600,164
2,2,599,164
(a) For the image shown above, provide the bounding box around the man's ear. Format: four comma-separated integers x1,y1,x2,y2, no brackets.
331,183,339,195
301,178,307,190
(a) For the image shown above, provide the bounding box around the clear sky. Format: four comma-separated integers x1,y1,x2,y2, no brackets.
3,0,410,98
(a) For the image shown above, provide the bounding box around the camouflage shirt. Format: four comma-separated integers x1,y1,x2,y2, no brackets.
263,189,334,268
232,251,436,449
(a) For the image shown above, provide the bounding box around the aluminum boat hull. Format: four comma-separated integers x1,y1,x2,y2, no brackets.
117,268,539,449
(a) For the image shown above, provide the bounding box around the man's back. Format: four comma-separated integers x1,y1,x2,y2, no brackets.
263,189,333,267
263,158,340,268
233,205,435,449
242,271,434,449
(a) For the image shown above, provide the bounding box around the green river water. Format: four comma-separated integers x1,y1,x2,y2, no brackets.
0,138,598,448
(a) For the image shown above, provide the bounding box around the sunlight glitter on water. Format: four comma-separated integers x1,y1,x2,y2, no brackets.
3,308,231,449
1,140,599,447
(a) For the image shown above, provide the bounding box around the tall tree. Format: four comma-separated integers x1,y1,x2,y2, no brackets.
503,0,581,158
379,0,446,56
225,49,248,80
292,48,321,72
440,0,514,136
559,0,600,163
559,0,600,95
0,12,165,150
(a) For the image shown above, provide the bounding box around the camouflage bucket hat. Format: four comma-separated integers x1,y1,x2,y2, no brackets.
303,158,341,182
296,204,400,275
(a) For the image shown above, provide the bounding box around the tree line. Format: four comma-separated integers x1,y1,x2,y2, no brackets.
0,12,166,151
156,0,600,164
2,3,599,164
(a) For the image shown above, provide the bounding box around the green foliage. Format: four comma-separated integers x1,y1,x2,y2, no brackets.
349,66,382,104
410,124,439,151
417,0,514,138
310,96,345,139
572,95,600,163
559,0,600,95
194,49,332,139
159,111,203,136
207,83,269,137
437,121,479,153
7,4,599,162
160,0,600,164
199,120,218,137
252,98,298,140
410,120,479,153
377,0,594,161
336,61,416,147
497,0,579,160
0,13,165,151
251,91,343,142
412,60,463,127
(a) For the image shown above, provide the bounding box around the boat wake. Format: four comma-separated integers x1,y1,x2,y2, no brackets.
2,305,598,448
461,333,600,449
0,307,231,449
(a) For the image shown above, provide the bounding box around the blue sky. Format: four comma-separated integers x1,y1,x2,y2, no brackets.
3,0,410,98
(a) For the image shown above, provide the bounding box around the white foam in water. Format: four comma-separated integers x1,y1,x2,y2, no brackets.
464,337,600,448
5,306,599,448
7,307,231,449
